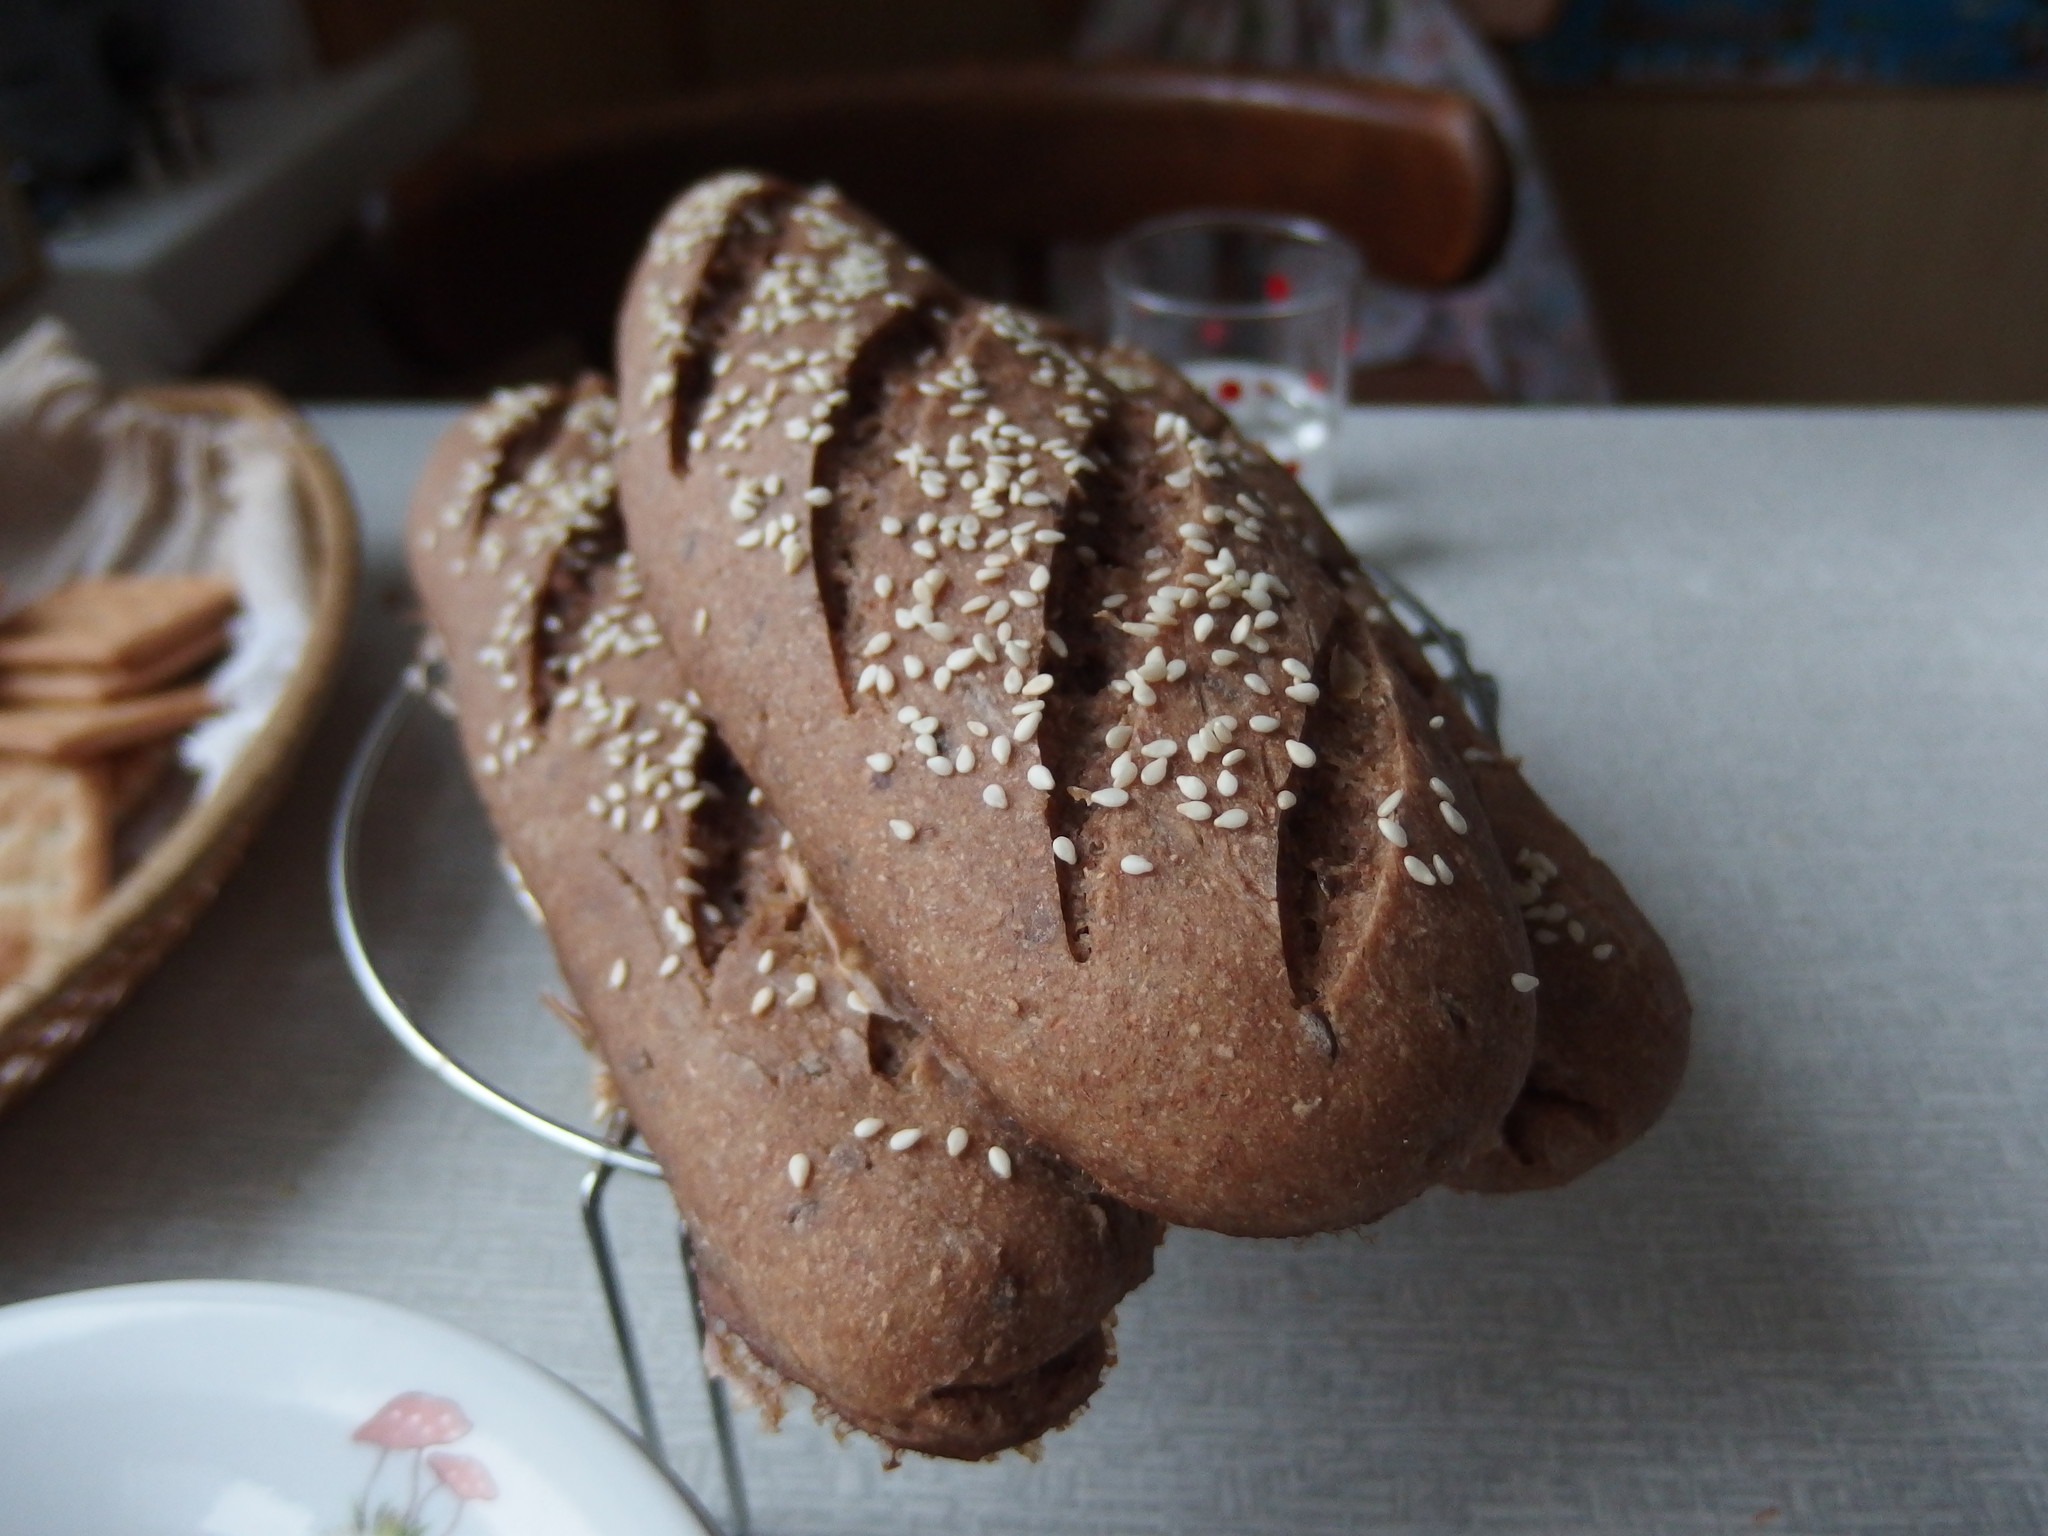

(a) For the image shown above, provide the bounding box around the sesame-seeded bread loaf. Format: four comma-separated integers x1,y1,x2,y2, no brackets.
408,379,1160,1460
1350,602,1691,1192
1100,348,1691,1192
614,174,1540,1238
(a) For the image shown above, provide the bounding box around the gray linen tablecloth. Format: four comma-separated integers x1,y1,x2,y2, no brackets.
2,405,2044,1535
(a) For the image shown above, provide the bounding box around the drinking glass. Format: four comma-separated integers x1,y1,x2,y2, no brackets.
1104,210,1360,507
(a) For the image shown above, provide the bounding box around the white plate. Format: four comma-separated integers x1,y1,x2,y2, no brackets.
0,1281,717,1536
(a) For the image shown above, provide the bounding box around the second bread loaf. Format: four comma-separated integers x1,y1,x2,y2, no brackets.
410,378,1160,1459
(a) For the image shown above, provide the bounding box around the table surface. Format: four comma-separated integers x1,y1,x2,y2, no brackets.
3,404,2044,1536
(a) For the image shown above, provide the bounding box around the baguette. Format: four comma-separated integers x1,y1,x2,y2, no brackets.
615,174,1538,1237
409,378,1159,1459
1097,348,1689,1192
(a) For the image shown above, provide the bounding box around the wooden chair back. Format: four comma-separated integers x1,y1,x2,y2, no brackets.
374,62,1511,373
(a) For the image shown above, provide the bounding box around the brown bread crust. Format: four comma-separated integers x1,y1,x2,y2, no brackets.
614,174,1538,1237
1092,346,1690,1191
408,379,1159,1460
1343,587,1692,1191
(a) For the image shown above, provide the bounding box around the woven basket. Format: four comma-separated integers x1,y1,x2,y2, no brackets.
0,381,359,1117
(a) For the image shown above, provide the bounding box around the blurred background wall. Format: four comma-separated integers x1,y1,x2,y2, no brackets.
328,0,2048,403
10,0,2041,402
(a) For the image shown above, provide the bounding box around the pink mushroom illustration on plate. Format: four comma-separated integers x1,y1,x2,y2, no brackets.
340,1392,498,1535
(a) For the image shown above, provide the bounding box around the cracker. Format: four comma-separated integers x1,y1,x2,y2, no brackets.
102,739,177,820
0,758,112,981
0,623,228,704
0,687,215,760
0,575,237,670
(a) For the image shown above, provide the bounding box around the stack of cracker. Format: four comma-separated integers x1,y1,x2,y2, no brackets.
0,575,236,988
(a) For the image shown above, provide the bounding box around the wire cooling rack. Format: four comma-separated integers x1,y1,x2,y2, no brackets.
328,560,1496,1536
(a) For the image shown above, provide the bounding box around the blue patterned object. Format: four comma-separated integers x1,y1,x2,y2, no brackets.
1517,0,2048,85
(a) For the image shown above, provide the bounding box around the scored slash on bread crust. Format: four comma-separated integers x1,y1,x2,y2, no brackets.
615,174,1539,1238
408,378,1159,1461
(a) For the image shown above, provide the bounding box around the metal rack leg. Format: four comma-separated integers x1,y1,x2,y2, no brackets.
578,1151,750,1536
679,1224,753,1536
580,1159,667,1455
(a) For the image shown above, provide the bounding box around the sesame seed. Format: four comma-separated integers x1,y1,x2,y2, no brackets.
1216,770,1239,796
888,819,916,841
1141,740,1177,759
1593,943,1616,961
1027,766,1054,791
1120,854,1154,875
607,958,629,989
1277,790,1297,809
1433,855,1455,884
1112,753,1139,788
1285,740,1317,768
805,486,833,506
867,752,894,772
988,1146,1013,1179
1093,787,1130,807
1285,683,1320,704
992,735,1014,764
1378,789,1405,816
854,1117,885,1139
750,985,776,1015
1249,716,1280,734
1052,836,1077,864
1378,818,1409,848
1178,801,1213,820
1430,777,1456,802
1282,658,1311,680
1441,802,1470,835
787,1153,812,1189
1403,855,1437,885
955,745,975,772
1022,672,1055,696
1015,711,1041,742
1213,808,1250,829
946,1127,970,1157
1512,972,1541,992
927,757,954,776
984,784,1009,809
1140,758,1169,785
1193,614,1216,641
1176,775,1208,799
1429,714,1446,729
1212,649,1240,666
790,972,818,1007
659,954,682,977
756,950,775,976
1244,674,1271,695
888,1127,924,1151
693,609,709,635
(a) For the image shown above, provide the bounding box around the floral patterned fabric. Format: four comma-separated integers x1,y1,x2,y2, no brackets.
1077,0,1616,401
